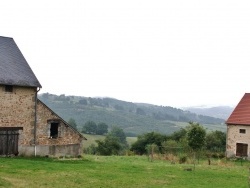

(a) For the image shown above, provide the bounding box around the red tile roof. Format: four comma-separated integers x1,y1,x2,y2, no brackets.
226,93,250,125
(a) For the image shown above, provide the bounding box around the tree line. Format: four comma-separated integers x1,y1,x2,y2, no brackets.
68,118,108,135
68,118,128,155
130,122,226,164
83,122,226,160
131,122,225,156
81,121,108,135
85,126,128,156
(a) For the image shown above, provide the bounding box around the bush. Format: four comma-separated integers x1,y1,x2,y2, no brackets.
179,155,188,164
84,144,97,155
211,152,225,159
164,153,178,162
125,150,135,156
131,132,167,155
96,136,122,155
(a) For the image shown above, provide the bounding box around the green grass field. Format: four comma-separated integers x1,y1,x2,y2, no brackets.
0,155,249,188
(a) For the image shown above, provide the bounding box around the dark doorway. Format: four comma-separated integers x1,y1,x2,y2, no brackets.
0,127,22,156
50,123,59,138
236,143,248,157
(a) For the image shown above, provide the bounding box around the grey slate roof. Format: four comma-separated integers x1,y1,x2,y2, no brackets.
0,36,42,88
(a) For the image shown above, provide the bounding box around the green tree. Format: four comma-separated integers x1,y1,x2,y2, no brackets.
96,135,122,155
82,121,97,134
96,122,108,135
187,122,206,151
95,126,127,155
79,99,87,105
109,126,127,146
68,118,77,129
131,132,167,155
206,130,226,152
170,128,187,142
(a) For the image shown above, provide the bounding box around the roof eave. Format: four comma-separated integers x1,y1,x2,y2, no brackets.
226,122,250,126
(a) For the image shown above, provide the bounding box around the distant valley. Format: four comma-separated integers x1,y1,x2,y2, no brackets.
39,93,227,136
183,106,234,120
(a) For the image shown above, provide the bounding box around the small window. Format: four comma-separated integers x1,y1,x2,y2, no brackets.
5,85,13,92
239,129,246,134
50,123,59,138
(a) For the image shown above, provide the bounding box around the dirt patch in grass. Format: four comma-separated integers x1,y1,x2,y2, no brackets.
2,177,27,187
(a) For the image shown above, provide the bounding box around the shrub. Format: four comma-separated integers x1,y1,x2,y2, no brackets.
179,155,188,164
84,144,97,155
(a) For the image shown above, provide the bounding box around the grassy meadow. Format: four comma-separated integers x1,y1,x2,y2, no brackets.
0,155,249,188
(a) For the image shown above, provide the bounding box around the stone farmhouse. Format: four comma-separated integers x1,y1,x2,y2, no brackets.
226,93,250,159
0,36,86,157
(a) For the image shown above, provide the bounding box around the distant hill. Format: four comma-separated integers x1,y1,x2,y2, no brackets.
183,106,234,120
38,93,226,136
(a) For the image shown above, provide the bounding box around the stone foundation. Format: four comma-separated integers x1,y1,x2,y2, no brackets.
19,144,82,157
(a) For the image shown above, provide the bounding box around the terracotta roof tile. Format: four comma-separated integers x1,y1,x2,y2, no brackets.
226,93,250,125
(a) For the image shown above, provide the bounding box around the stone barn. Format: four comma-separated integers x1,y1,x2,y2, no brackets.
0,36,86,157
226,93,250,159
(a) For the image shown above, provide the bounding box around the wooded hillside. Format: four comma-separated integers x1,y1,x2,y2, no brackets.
39,93,226,136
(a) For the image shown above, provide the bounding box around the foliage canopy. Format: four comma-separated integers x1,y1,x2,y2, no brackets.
95,126,127,155
131,132,167,154
187,122,206,151
82,121,108,135
68,118,77,129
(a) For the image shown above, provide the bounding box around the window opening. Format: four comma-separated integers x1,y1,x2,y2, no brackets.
236,143,248,157
5,85,13,92
50,123,59,138
239,129,246,134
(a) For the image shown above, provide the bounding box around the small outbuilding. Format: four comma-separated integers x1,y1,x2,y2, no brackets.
0,36,86,157
226,93,250,159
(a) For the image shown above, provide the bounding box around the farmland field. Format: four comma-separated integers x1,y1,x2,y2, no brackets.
0,155,248,188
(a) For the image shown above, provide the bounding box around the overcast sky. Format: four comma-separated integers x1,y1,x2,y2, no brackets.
1,1,250,108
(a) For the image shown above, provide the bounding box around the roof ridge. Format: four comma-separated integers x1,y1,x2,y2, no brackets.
0,36,13,39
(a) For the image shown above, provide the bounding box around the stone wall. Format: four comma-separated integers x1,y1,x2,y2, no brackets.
0,85,36,146
227,124,250,159
19,144,82,157
35,100,84,156
0,85,84,156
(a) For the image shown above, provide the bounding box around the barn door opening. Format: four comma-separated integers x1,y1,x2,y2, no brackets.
236,143,248,157
0,127,22,156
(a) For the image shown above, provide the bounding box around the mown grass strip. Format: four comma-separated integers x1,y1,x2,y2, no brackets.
0,155,248,188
